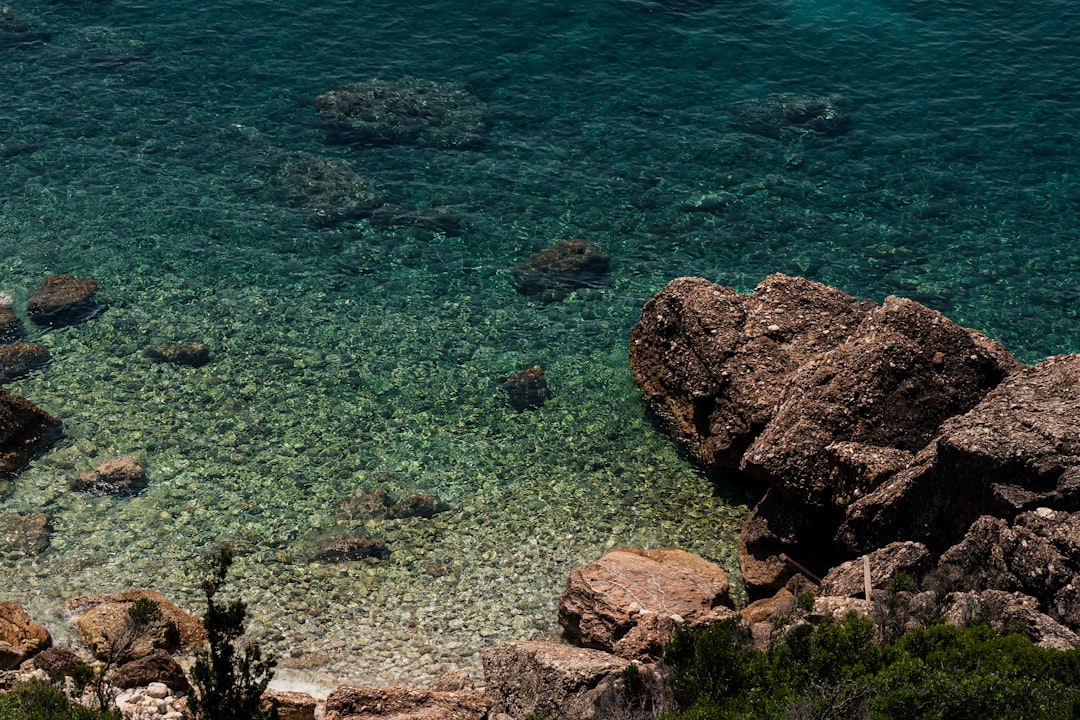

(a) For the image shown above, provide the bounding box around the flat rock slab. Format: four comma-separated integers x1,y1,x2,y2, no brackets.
324,684,491,720
558,548,732,659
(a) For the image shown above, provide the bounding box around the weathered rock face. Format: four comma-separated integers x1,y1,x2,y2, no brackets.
0,342,50,383
742,295,1017,511
26,274,98,326
0,601,51,669
113,647,191,691
818,542,932,598
629,274,871,471
737,489,840,592
263,690,318,720
316,78,487,149
941,590,1080,651
30,645,85,678
0,388,61,476
68,589,205,662
510,239,611,302
839,354,1080,554
483,640,669,720
323,683,492,720
558,548,732,659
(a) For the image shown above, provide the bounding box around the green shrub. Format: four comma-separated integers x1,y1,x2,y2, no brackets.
662,612,1080,720
186,544,277,720
0,679,120,720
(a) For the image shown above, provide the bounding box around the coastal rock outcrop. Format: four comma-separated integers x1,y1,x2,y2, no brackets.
68,589,205,662
630,274,1080,647
483,641,667,720
324,681,491,720
558,548,733,660
0,601,51,669
112,647,190,691
316,78,487,149
0,388,61,476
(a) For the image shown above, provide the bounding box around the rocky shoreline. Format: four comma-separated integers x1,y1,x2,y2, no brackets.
3,272,1080,718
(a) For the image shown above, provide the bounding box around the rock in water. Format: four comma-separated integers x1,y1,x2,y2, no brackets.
26,274,98,326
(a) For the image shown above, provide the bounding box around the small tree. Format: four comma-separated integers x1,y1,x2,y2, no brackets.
187,544,278,720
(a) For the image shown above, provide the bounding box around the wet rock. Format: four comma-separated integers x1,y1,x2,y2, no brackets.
818,541,932,598
510,239,611,301
483,641,667,720
0,303,21,343
0,601,51,669
629,274,871,472
316,78,487,149
839,354,1080,554
67,589,206,662
731,93,850,139
71,456,147,495
558,548,733,660
314,537,389,562
500,365,550,411
30,645,86,679
143,341,211,367
0,342,51,383
275,152,385,225
324,683,492,720
263,690,318,720
112,647,190,691
0,512,51,555
0,388,61,476
26,275,98,327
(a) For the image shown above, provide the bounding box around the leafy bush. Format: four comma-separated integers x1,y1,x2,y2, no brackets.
186,544,277,720
0,679,120,720
663,612,1080,720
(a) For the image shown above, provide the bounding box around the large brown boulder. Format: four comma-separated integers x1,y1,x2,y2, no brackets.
68,589,205,662
558,548,732,659
737,489,839,593
818,541,932,598
839,354,1080,554
742,295,1017,511
0,601,51,669
323,684,491,720
0,342,50,383
0,388,61,476
112,647,190,691
629,274,871,471
483,640,668,720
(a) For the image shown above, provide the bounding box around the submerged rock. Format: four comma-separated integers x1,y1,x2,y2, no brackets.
0,303,21,343
316,78,487,148
71,456,147,495
275,152,385,225
731,93,850,138
369,205,467,237
510,239,611,301
0,512,51,556
0,389,61,477
26,274,98,327
500,365,550,411
144,341,211,367
0,342,50,383
314,537,389,563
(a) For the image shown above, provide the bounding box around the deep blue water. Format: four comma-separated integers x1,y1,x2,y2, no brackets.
0,0,1078,686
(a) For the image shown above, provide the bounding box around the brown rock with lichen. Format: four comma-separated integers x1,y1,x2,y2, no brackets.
0,304,21,343
71,456,147,496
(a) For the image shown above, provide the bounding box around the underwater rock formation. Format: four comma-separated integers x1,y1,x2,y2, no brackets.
0,342,50,383
144,341,212,367
0,303,21,343
0,388,60,477
274,152,385,226
71,456,147,496
731,93,850,138
26,274,98,327
499,365,550,411
316,78,487,149
510,239,610,301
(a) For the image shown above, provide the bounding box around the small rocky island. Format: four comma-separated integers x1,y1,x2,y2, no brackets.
2,273,1079,719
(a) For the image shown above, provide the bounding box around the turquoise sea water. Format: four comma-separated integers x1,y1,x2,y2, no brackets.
1,0,1078,688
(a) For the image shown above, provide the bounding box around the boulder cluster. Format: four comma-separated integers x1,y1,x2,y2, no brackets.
629,273,1080,644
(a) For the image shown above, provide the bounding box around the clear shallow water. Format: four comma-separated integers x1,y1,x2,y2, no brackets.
0,0,1078,688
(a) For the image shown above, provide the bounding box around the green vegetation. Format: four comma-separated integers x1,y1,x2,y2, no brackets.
0,680,120,720
664,612,1080,720
186,544,278,720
